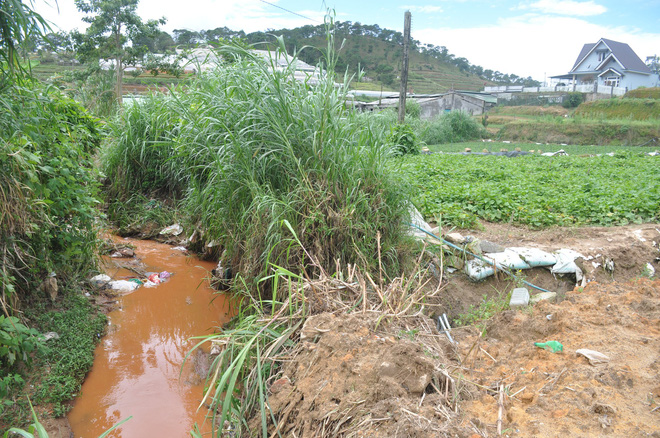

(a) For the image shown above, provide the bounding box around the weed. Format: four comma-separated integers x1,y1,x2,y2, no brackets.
455,291,510,328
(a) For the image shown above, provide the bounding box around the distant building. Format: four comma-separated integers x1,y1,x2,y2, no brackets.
552,38,659,90
355,91,497,119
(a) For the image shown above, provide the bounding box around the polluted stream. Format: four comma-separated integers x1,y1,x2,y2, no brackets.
68,237,232,437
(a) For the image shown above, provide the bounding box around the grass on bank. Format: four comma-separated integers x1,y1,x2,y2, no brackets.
102,36,415,294
0,78,104,428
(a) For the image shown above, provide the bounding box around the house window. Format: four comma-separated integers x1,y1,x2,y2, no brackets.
604,76,620,87
598,51,609,62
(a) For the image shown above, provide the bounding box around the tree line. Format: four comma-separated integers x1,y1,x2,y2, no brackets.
35,16,540,88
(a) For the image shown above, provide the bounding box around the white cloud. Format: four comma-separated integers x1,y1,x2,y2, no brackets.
516,0,607,17
35,0,326,34
401,5,444,13
414,14,660,81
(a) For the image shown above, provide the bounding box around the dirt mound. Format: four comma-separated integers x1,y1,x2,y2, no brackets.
455,279,660,437
262,312,460,437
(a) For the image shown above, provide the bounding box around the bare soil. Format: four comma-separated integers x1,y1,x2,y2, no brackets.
261,223,660,437
439,222,660,320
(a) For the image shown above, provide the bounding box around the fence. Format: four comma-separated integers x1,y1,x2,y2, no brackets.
485,83,626,97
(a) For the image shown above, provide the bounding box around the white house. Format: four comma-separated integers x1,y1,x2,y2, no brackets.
552,38,659,90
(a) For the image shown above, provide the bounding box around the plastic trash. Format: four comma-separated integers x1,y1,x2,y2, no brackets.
108,280,140,292
159,224,183,236
90,274,111,285
408,205,433,240
576,348,610,365
509,288,530,307
530,292,558,304
159,271,171,280
128,278,143,285
551,249,584,274
534,341,563,353
143,280,158,288
148,273,161,284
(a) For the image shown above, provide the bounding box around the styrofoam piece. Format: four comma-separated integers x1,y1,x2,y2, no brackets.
108,280,140,292
510,288,530,307
509,247,557,267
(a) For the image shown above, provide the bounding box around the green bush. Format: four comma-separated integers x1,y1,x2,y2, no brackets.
0,83,102,306
388,123,419,155
562,92,584,108
418,110,485,144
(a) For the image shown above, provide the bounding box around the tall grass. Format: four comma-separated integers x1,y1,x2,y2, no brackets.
103,30,414,292
188,222,441,437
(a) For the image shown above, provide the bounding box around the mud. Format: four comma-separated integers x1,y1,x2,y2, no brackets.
262,313,458,437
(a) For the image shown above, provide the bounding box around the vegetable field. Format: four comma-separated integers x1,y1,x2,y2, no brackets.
398,153,660,228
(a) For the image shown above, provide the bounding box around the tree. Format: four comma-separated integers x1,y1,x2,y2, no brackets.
0,0,50,77
74,0,165,104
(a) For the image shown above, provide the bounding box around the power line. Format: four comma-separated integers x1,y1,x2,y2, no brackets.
257,0,321,23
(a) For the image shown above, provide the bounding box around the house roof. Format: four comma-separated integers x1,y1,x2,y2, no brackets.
571,38,652,74
598,67,622,77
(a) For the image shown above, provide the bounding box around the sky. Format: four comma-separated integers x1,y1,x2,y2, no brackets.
34,0,660,82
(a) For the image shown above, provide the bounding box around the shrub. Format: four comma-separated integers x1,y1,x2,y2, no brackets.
0,83,102,307
387,123,419,155
418,110,485,144
562,92,584,108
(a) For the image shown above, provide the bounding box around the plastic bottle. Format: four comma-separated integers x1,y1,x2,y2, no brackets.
534,341,563,353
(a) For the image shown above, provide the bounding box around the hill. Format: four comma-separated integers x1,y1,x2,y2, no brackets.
190,22,540,94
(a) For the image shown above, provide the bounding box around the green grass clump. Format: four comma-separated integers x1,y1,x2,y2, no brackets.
0,294,107,426
103,40,413,294
398,152,660,229
29,294,107,417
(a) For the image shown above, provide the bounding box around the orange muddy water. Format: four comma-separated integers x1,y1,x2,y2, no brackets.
68,238,231,437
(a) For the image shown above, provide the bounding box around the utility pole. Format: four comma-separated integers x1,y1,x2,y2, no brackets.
398,11,411,124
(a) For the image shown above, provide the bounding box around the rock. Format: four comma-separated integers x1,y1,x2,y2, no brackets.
530,292,557,304
479,240,505,253
445,232,466,245
39,274,58,301
509,288,530,308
